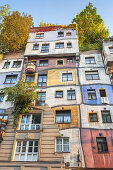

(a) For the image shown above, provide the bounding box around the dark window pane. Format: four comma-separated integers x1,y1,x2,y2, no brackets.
99,89,106,97
13,61,21,68
56,91,63,98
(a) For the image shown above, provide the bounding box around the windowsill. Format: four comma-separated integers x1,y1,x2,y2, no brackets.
16,129,42,132
67,99,76,100
67,47,72,48
98,151,109,154
89,121,99,123
32,49,39,50
86,79,100,80
2,68,9,69
86,63,96,64
12,67,21,68
57,36,64,37
55,48,64,49
35,38,44,39
62,80,73,82
56,122,71,124
102,122,113,123
55,97,63,98
55,151,70,153
41,51,49,53
39,65,48,67
88,99,97,100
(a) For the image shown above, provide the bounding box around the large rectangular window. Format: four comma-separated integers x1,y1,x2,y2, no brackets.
5,75,17,84
41,44,49,52
87,89,96,100
26,75,35,82
55,43,64,49
67,90,76,100
39,60,48,66
20,114,41,130
56,138,69,152
14,140,39,161
101,111,112,123
37,92,46,106
96,137,108,153
85,57,95,64
62,73,73,81
13,61,21,68
56,110,71,123
85,71,99,80
38,75,47,86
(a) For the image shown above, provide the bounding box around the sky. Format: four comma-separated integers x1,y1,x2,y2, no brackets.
1,0,113,36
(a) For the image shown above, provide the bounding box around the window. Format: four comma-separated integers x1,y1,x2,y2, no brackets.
5,75,17,84
56,91,63,98
37,92,46,106
101,111,112,123
14,140,39,161
85,57,95,64
96,137,108,153
55,43,64,49
20,114,41,130
85,71,99,80
0,93,4,102
39,60,48,66
89,113,98,122
36,33,44,39
67,58,73,63
41,44,49,52
87,89,96,100
62,73,73,81
38,75,47,86
67,42,72,48
99,89,106,97
33,44,39,50
56,138,69,152
26,75,35,82
0,115,8,131
66,32,72,36
3,62,10,69
56,110,71,123
67,90,76,100
58,31,64,37
109,47,113,54
13,61,21,68
57,60,63,65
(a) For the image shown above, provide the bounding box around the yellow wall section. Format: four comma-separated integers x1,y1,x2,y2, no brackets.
47,68,77,86
52,105,80,130
22,73,38,86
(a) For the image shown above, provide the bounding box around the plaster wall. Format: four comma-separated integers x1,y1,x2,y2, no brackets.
103,41,113,66
79,67,111,85
80,104,113,129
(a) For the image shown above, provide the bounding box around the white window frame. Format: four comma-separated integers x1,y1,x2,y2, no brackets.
56,137,70,152
20,114,41,130
14,140,39,161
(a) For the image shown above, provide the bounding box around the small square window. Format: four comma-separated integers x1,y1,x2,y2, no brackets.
66,32,72,36
3,62,10,69
89,113,98,122
33,44,39,50
41,44,49,52
56,138,69,152
26,75,35,82
99,89,106,97
58,32,64,37
62,73,73,81
87,89,96,100
13,61,21,68
36,33,44,39
57,60,63,65
0,93,4,102
56,91,63,98
96,137,108,153
67,42,72,48
101,111,112,123
67,90,76,100
67,58,73,63
5,75,17,84
39,60,48,66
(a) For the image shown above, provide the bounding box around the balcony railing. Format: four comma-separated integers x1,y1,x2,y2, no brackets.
20,124,40,130
25,63,36,73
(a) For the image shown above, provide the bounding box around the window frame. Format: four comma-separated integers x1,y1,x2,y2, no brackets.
55,43,64,49
56,110,71,124
67,58,73,63
85,71,99,80
109,47,113,54
38,75,47,87
55,91,63,98
3,62,10,69
62,73,73,82
89,112,98,122
67,42,72,48
96,137,108,153
26,75,35,83
67,90,76,100
37,92,46,106
39,60,48,67
87,89,97,100
4,75,17,84
33,44,39,50
85,57,95,64
57,60,63,65
58,31,64,37
66,32,72,36
0,93,4,102
41,44,49,53
56,137,70,152
99,89,107,97
36,33,44,39
14,140,39,161
101,110,112,123
12,61,22,68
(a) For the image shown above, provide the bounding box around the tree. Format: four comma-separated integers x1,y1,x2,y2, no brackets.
38,21,57,27
72,2,109,49
0,4,10,30
3,81,37,126
1,11,33,53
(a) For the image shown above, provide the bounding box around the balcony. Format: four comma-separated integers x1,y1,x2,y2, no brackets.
100,97,109,104
25,63,36,73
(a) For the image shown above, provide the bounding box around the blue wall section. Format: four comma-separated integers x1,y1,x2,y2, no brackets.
82,85,113,104
0,72,22,89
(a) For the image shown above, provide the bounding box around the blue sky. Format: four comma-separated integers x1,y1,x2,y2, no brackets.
1,0,113,35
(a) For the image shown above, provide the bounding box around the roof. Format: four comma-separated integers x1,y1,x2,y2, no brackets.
30,24,77,33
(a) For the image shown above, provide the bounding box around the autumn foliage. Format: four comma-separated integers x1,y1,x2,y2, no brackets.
1,11,33,53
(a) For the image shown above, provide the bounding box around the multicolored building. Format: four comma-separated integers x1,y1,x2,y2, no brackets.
0,26,113,169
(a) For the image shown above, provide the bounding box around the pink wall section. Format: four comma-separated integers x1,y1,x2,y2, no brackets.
82,129,113,168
